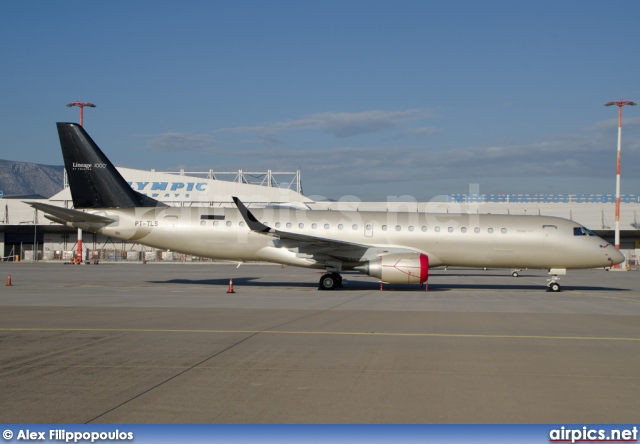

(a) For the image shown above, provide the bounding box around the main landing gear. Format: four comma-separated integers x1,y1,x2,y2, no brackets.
319,272,343,290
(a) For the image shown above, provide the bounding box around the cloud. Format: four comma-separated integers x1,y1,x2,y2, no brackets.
590,116,640,134
220,109,434,138
142,115,640,200
259,132,284,147
409,126,441,137
141,132,219,152
208,117,640,193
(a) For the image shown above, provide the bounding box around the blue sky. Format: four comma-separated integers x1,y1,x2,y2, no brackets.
1,0,639,201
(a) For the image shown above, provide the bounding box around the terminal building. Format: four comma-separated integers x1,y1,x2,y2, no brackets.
1,167,639,267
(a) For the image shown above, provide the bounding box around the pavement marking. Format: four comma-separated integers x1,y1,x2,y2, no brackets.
565,289,640,303
1,327,639,342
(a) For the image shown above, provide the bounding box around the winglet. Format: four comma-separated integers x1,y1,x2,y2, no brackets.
232,197,272,233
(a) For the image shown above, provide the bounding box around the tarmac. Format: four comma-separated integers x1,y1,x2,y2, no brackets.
1,262,639,424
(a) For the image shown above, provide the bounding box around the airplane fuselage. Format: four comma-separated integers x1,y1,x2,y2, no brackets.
83,205,620,271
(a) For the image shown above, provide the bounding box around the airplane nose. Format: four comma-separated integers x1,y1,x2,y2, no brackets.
610,248,626,266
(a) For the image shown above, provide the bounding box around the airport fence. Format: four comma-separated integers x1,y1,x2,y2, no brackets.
11,249,221,263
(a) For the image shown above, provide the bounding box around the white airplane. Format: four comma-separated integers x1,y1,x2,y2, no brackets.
29,123,624,292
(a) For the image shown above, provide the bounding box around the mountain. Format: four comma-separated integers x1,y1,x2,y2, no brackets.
0,160,64,198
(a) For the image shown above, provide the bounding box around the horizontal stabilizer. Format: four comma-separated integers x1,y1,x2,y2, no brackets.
27,202,115,225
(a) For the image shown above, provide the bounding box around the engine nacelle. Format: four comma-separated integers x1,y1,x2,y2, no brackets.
355,253,429,284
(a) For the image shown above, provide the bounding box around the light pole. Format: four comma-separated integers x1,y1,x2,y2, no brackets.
66,101,96,126
65,101,96,264
604,100,636,266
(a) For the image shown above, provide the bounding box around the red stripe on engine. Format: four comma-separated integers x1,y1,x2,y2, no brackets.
420,253,429,283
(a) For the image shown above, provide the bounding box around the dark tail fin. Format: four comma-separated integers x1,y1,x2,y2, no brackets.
57,122,165,208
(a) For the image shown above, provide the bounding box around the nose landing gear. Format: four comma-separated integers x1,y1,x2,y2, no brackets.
546,268,565,292
547,281,562,292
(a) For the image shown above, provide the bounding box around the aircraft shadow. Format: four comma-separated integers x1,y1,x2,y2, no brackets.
149,277,318,288
148,278,627,292
431,272,527,278
420,283,628,292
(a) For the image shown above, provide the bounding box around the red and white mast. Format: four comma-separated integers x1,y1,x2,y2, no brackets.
604,99,636,266
66,102,96,264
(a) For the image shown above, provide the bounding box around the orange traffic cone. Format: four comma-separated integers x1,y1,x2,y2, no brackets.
226,278,236,294
6,275,12,286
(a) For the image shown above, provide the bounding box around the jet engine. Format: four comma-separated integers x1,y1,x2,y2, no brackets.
355,253,429,284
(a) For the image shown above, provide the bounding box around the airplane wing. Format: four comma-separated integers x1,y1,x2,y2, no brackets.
233,196,368,248
232,196,419,262
26,202,115,227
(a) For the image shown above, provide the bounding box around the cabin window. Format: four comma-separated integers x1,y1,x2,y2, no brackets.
239,221,245,227
408,226,414,232
312,223,317,229
338,224,344,230
286,222,292,228
298,223,304,229
382,225,388,231
275,222,281,228
474,227,480,233
226,221,232,227
501,228,507,234
351,224,357,230
366,224,372,231
448,227,454,233
488,228,494,234
435,226,441,232
213,221,219,227
395,225,402,231
461,227,467,233
324,223,330,229
200,221,206,226
421,226,427,232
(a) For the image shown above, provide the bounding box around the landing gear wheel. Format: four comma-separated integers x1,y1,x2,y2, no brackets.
319,273,339,290
548,282,561,292
511,271,519,278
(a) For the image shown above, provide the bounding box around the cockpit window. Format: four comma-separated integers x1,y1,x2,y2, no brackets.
574,227,596,236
